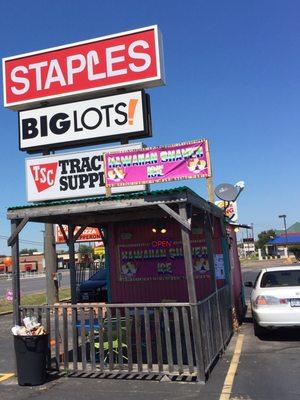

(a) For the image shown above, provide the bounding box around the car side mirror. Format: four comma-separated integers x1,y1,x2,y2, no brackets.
244,281,253,287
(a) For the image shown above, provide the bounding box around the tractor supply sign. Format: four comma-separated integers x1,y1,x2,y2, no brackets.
104,139,211,187
26,143,145,202
19,90,151,152
3,26,164,110
55,225,103,244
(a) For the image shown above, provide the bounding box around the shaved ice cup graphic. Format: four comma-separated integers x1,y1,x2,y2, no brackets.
6,289,13,302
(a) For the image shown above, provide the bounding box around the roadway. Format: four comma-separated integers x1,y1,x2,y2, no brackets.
0,272,70,298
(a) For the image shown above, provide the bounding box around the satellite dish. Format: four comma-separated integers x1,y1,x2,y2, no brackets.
214,183,240,202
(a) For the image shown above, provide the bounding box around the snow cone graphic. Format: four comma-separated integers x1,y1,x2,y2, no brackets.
121,262,137,277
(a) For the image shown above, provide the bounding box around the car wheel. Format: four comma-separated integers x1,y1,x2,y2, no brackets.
253,318,268,339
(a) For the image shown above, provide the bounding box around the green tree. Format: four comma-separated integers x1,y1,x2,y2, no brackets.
255,230,276,250
77,244,92,254
19,248,38,255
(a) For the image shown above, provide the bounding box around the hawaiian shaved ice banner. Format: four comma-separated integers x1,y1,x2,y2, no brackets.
103,139,211,187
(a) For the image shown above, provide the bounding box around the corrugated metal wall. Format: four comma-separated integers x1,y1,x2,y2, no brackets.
107,213,228,304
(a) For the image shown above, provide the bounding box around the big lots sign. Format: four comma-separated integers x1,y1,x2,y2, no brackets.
26,143,145,202
3,26,164,110
19,90,151,152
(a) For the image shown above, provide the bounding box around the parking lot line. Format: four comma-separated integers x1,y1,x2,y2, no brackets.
0,373,14,382
219,334,245,400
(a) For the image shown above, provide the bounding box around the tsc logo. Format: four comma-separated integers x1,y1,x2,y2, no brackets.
30,162,58,192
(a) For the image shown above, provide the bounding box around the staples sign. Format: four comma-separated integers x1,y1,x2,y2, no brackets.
3,25,164,110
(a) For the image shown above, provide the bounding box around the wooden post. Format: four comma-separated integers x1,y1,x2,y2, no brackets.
179,204,205,383
44,223,59,304
204,214,217,292
206,177,215,204
105,186,112,197
204,212,224,348
104,225,112,303
11,219,21,325
206,140,215,203
68,225,77,304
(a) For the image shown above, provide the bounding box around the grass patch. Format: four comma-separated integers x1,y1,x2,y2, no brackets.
0,288,70,314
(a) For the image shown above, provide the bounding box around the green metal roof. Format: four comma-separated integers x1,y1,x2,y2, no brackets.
275,222,300,235
7,186,196,211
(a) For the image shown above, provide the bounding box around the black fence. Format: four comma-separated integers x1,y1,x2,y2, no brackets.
75,262,102,286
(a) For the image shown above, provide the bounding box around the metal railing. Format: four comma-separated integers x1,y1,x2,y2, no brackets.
0,271,46,281
20,285,232,381
75,262,102,286
198,285,232,373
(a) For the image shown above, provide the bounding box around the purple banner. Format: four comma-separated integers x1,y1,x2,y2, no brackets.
104,139,211,187
117,240,211,281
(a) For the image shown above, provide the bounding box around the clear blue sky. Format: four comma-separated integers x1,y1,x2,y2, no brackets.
0,0,298,253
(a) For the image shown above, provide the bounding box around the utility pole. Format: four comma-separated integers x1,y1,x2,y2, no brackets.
279,214,289,257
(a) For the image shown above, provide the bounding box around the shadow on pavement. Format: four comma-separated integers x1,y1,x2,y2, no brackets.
260,327,300,342
242,314,300,342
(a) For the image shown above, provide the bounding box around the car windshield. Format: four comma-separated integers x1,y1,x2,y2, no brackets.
89,269,106,281
260,270,300,288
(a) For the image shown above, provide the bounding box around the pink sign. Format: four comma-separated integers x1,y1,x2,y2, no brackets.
104,139,211,187
118,240,211,281
6,289,13,302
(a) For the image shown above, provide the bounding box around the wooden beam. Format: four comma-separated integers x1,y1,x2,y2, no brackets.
204,213,217,292
158,204,191,231
7,216,29,247
25,209,168,226
179,204,197,304
178,204,205,383
74,225,87,242
187,191,223,218
44,223,59,305
7,194,188,220
11,219,21,326
68,226,77,304
58,224,69,244
98,227,106,246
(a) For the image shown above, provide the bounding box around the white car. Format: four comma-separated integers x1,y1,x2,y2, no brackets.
245,266,300,337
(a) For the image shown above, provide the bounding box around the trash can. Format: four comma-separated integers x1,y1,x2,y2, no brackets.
13,334,48,386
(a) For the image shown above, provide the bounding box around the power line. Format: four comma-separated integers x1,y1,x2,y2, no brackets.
0,234,43,246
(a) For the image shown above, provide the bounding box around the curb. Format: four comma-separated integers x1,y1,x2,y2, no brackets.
0,311,13,316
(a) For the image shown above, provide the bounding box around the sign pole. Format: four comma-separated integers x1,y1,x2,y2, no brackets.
205,140,215,203
43,150,58,305
105,186,112,197
206,176,215,203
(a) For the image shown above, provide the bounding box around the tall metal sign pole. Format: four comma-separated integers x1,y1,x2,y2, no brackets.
43,151,58,305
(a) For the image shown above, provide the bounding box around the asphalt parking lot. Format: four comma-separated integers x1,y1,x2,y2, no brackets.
1,263,300,399
1,311,300,400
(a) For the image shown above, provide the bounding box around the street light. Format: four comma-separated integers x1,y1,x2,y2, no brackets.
278,214,288,257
